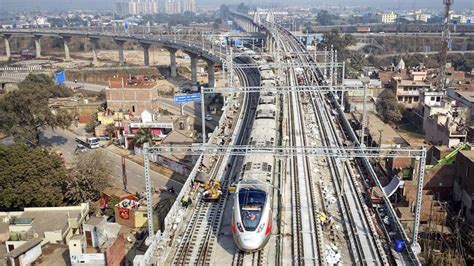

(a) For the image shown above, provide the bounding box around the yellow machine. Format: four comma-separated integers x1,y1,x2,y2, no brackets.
202,180,222,201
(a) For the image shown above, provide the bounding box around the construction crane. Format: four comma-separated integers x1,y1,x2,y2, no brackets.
438,0,454,91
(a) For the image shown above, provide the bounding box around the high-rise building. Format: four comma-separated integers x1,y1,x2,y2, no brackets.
380,11,397,24
116,0,159,16
164,0,196,14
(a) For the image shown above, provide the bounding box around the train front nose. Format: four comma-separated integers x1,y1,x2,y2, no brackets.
235,233,264,251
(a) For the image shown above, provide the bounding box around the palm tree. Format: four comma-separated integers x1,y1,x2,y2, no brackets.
134,127,153,146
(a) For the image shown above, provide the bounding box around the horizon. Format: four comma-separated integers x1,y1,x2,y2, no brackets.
0,0,472,12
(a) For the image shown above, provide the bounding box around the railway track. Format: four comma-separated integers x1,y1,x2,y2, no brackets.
233,251,264,266
172,57,261,265
271,31,323,265
268,21,387,264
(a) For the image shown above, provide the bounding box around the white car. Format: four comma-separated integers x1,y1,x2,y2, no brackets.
205,114,213,121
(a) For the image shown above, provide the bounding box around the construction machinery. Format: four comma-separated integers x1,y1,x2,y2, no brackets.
202,180,222,201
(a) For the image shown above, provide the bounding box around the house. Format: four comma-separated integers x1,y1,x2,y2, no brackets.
0,204,89,247
69,217,125,266
424,112,468,147
0,204,89,265
105,75,158,114
447,88,474,122
453,150,474,221
114,199,149,229
343,79,382,112
391,71,432,109
4,238,42,266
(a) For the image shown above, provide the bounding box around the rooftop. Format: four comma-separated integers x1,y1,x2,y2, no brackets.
85,216,105,226
20,209,82,237
5,238,42,259
455,90,474,103
459,150,474,162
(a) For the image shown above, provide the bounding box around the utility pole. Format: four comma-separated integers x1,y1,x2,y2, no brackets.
143,143,155,244
121,156,127,191
361,77,370,146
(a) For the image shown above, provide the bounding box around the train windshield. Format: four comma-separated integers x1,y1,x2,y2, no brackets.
238,188,267,231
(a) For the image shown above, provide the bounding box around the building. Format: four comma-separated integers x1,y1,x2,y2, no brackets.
380,12,397,24
164,0,196,14
106,75,159,115
0,204,89,247
453,150,474,221
4,238,43,266
391,71,431,109
116,0,159,16
49,97,104,124
414,11,431,23
447,88,474,122
424,111,468,147
69,217,125,266
343,79,382,112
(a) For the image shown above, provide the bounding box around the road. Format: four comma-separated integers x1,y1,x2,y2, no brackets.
39,128,183,194
64,81,107,92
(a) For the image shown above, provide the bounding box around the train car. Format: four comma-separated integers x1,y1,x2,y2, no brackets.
232,177,273,251
232,57,278,252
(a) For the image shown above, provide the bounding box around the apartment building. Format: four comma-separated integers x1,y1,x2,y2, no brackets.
380,11,397,24
116,0,159,16
165,0,196,14
391,71,431,109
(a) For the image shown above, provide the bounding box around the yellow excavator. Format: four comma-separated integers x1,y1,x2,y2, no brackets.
202,180,222,201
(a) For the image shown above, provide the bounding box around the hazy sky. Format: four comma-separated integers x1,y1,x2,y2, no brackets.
0,0,472,12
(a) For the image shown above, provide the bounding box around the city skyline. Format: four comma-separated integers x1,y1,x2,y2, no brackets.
0,0,473,12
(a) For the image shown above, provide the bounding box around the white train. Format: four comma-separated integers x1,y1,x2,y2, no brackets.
232,58,277,252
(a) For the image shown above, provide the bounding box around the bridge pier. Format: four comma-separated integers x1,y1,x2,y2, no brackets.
3,35,11,59
190,54,198,84
141,43,151,67
34,35,42,59
115,40,125,66
62,36,71,61
90,38,99,63
168,48,177,78
207,61,215,88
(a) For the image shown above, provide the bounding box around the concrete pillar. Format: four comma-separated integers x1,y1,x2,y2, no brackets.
34,35,41,59
3,35,11,59
207,61,215,88
190,55,198,84
169,48,177,78
141,43,151,66
90,38,99,63
62,36,71,61
115,40,125,66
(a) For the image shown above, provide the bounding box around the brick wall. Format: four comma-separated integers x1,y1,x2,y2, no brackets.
105,235,126,266
106,87,158,114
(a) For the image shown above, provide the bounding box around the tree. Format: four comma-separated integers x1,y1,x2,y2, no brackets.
316,10,338,26
317,29,356,60
19,74,73,98
236,3,250,14
219,5,230,19
104,195,120,217
84,112,100,133
376,90,404,123
105,123,115,138
0,144,68,211
134,127,153,146
64,150,111,205
0,84,72,145
348,52,368,74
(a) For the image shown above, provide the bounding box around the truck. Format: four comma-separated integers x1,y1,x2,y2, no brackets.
75,136,100,149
